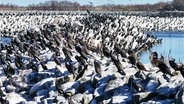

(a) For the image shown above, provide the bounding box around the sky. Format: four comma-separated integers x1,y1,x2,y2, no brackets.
0,0,173,6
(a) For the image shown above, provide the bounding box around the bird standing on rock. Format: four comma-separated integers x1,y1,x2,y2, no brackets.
65,57,76,75
94,57,102,77
149,51,158,67
157,60,173,76
29,60,38,72
53,53,62,66
110,53,126,75
169,58,179,71
40,59,48,70
128,75,145,93
62,47,72,58
75,45,88,61
150,51,173,76
128,50,137,67
75,55,87,65
136,61,147,71
102,46,111,58
75,64,88,81
3,62,15,77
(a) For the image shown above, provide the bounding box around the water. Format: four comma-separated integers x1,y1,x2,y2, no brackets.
140,32,184,64
0,37,11,45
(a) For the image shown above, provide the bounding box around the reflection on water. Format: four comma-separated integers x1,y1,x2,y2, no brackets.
140,32,184,64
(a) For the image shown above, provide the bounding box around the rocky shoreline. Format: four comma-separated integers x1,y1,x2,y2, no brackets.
0,11,183,104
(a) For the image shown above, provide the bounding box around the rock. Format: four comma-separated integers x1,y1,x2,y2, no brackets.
105,77,126,92
133,92,157,103
111,95,132,104
146,80,159,92
156,79,183,97
5,92,26,104
56,95,68,104
29,78,55,96
70,93,93,104
37,89,49,97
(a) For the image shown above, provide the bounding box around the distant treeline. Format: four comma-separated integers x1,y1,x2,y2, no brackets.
0,0,184,11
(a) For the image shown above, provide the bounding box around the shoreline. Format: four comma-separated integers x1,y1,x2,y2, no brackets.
0,11,183,103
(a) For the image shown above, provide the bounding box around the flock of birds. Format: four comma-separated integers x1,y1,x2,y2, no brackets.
0,11,183,104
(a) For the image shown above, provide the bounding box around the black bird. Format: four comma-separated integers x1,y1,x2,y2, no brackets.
128,55,136,66
65,57,76,75
75,64,88,81
75,55,87,65
169,58,179,71
23,43,29,52
178,64,184,77
128,50,137,66
110,53,126,75
53,34,61,46
3,62,15,77
0,54,6,65
87,9,91,15
136,61,147,71
94,58,102,77
28,59,38,72
114,45,127,58
128,75,144,92
0,43,5,50
13,37,21,46
149,51,158,67
55,77,70,98
29,46,40,61
157,60,173,76
5,45,13,54
6,53,12,62
102,46,111,58
54,54,62,66
62,47,72,58
14,54,26,69
40,59,48,70
18,42,25,53
75,45,88,61
40,39,46,50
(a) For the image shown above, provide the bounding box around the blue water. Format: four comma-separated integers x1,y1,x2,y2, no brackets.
140,32,184,64
0,37,11,45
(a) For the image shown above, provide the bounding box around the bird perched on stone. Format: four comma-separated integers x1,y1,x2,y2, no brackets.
62,47,72,58
128,50,137,67
75,45,88,61
169,58,179,71
94,57,102,77
75,64,88,81
53,53,62,66
75,55,87,65
65,57,76,75
136,61,147,71
110,53,126,75
149,51,158,67
157,60,173,76
40,59,48,70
